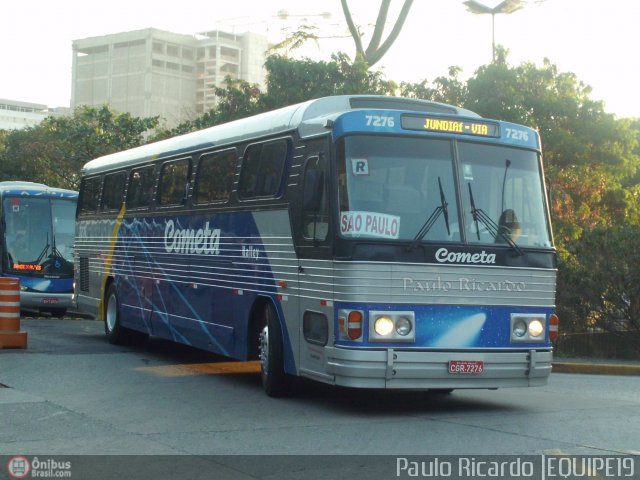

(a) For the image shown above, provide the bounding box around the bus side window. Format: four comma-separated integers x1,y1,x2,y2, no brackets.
101,171,127,211
194,149,236,204
302,155,328,241
239,140,287,199
79,176,102,215
158,158,191,206
126,165,156,209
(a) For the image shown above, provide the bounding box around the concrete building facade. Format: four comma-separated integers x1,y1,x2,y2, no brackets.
0,99,69,131
72,28,268,127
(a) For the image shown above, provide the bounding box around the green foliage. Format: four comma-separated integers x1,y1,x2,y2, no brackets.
557,226,640,339
263,54,395,110
399,66,468,106
0,105,158,190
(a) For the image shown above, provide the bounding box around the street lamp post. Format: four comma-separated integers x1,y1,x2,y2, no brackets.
463,0,524,62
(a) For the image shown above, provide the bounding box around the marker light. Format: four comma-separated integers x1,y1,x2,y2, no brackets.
549,314,560,342
347,310,363,340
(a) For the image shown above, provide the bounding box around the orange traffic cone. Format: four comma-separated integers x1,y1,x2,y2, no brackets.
0,277,27,349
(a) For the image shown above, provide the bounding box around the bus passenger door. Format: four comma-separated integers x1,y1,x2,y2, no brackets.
296,152,334,381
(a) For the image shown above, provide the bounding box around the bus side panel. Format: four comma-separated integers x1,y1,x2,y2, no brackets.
118,217,154,334
112,209,299,365
76,218,116,319
78,206,301,369
120,214,235,355
236,210,299,372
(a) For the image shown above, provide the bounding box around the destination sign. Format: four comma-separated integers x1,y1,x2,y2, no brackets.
13,263,42,271
402,115,500,137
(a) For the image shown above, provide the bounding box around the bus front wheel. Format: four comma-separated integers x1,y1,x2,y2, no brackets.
258,303,292,397
104,284,126,345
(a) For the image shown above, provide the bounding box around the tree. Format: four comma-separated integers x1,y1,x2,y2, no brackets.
0,105,158,190
399,66,468,107
263,54,395,110
562,226,640,337
341,0,414,67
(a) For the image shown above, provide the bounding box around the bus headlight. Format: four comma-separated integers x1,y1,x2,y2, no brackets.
528,319,544,337
369,311,415,343
374,316,394,336
513,320,527,338
510,314,546,343
396,316,413,336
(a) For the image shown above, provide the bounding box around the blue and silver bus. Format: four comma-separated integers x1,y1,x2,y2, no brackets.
75,95,558,396
0,181,78,317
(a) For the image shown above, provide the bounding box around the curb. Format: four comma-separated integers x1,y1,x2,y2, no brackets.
553,362,640,376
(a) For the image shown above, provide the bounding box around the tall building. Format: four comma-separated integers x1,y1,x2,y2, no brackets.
0,99,69,131
71,28,268,127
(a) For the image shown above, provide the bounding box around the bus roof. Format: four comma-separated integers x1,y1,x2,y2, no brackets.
0,181,78,198
82,95,481,176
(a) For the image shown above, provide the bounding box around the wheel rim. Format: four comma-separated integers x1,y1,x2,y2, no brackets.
259,324,269,382
106,294,117,333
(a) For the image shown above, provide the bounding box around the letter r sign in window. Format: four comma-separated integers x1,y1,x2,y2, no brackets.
351,158,369,176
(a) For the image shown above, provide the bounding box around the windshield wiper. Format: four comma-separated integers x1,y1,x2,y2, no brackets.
407,177,450,251
35,232,51,264
467,183,524,257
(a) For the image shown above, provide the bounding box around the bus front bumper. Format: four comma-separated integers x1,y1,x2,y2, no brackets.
20,291,74,311
325,347,552,389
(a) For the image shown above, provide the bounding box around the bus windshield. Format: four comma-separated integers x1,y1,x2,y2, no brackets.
459,142,553,248
338,136,460,242
337,135,552,248
2,196,75,277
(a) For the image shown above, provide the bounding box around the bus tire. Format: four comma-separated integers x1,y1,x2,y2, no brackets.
259,302,292,397
104,284,126,345
46,308,67,318
430,389,454,395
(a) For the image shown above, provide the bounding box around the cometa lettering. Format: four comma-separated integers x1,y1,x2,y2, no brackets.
164,220,221,255
435,247,496,264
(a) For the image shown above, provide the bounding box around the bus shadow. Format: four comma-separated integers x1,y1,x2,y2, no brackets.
121,336,522,415
290,379,523,415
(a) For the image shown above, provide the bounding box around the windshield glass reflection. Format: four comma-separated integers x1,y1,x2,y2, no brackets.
338,136,459,242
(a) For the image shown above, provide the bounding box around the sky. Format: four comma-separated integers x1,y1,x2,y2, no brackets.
1,0,639,118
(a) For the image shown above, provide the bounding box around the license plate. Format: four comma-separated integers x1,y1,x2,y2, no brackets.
42,298,59,305
449,360,484,374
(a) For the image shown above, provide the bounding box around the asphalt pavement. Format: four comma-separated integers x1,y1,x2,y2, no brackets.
7,315,640,375
1,318,639,479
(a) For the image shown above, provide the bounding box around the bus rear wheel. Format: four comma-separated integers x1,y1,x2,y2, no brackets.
104,284,126,345
258,302,292,397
